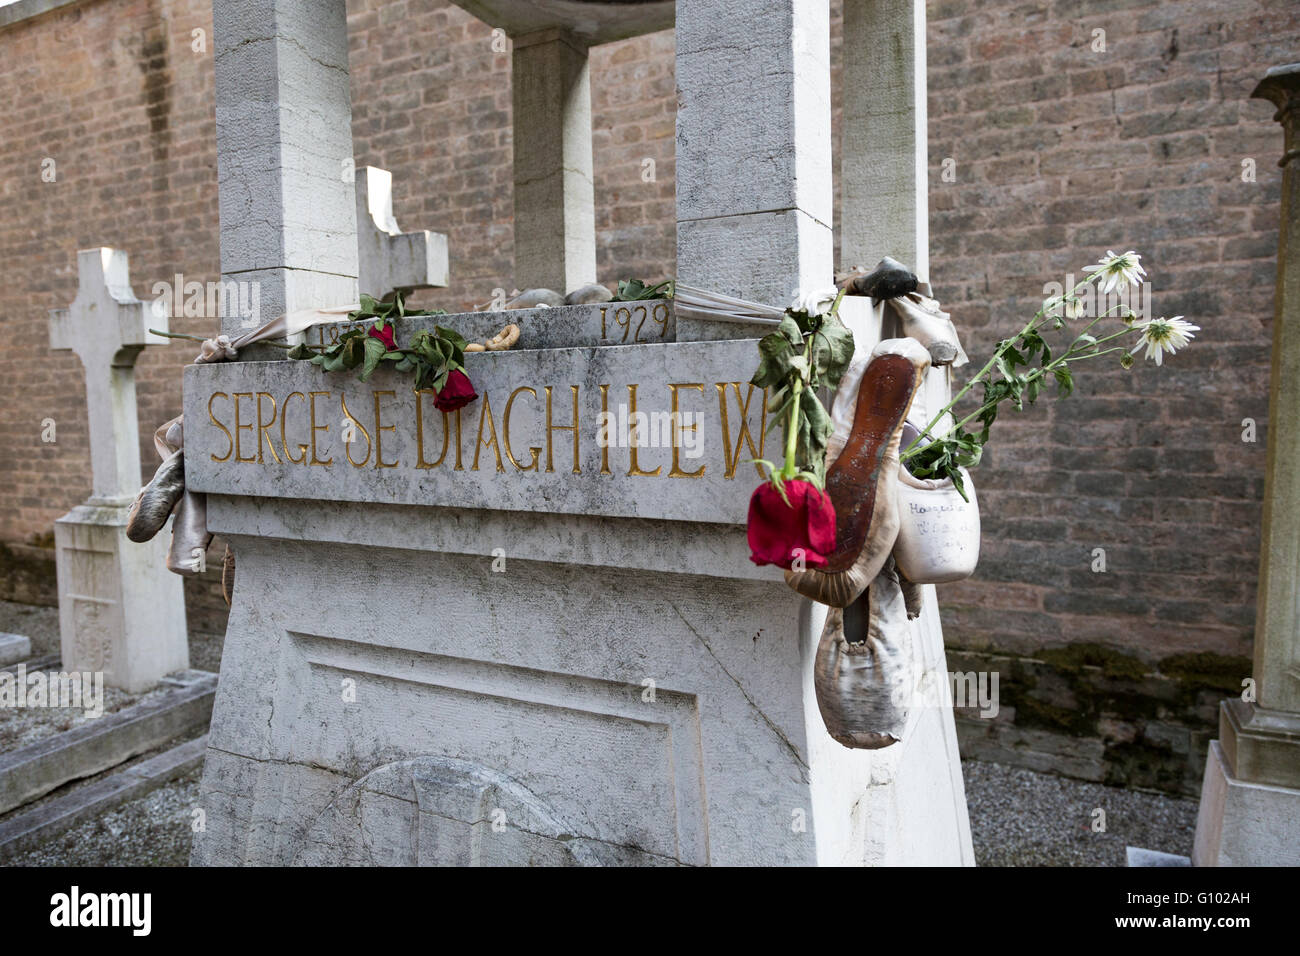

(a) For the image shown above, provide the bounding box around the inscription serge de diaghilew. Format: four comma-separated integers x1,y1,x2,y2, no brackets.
204,380,772,480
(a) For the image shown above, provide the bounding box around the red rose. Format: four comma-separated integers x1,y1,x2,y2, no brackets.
367,322,397,351
433,369,478,411
747,480,836,569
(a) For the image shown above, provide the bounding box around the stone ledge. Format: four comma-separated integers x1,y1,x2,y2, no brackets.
0,672,215,815
0,0,83,31
0,734,206,861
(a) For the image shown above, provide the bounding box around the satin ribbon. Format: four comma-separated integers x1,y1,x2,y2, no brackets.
192,304,360,364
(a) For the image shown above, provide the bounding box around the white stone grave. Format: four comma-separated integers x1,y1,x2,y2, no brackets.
48,248,189,693
190,0,971,866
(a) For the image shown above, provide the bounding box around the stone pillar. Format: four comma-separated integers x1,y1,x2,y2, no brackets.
841,0,929,280
675,0,834,317
1194,63,1300,867
511,30,596,294
356,166,450,300
212,0,358,339
48,248,188,692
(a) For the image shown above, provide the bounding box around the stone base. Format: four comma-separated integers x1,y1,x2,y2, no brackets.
1193,739,1300,866
54,500,188,693
191,497,972,866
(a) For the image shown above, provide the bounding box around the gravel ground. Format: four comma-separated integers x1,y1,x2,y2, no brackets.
963,759,1198,866
5,768,201,867
3,756,1199,867
0,673,175,752
0,600,59,658
188,630,225,675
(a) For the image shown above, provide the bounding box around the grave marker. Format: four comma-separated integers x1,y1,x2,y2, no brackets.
48,248,188,692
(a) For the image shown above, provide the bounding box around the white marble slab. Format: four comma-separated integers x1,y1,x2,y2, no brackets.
185,336,774,525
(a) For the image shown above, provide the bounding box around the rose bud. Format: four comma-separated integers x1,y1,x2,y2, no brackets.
433,369,478,411
367,322,398,351
747,479,837,570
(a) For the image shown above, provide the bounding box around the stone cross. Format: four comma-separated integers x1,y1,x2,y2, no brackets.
48,247,188,692
49,248,166,501
1194,62,1300,866
355,166,450,300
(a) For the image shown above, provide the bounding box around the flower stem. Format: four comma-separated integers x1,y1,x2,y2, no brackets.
148,328,206,343
900,323,1141,457
901,272,1106,458
782,377,802,480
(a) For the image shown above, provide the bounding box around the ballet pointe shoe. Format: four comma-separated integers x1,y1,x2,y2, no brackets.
126,450,185,543
813,559,913,749
785,338,930,607
165,490,212,576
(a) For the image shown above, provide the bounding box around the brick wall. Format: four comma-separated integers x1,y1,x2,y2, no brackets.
924,0,1292,793
0,0,1294,792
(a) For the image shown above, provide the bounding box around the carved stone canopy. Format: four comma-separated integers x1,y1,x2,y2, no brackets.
449,0,674,44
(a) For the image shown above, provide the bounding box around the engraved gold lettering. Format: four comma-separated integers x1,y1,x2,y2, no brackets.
372,389,398,469
598,384,611,475
340,393,371,467
545,385,580,474
308,391,333,466
626,384,660,477
503,387,540,472
208,392,233,463
716,382,768,479
281,392,308,464
256,392,281,464
668,383,705,478
453,407,464,471
472,391,506,473
415,389,450,468
233,392,256,463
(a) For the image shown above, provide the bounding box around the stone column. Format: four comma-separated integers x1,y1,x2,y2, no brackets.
675,0,835,323
212,0,359,339
1194,63,1300,867
841,0,929,280
511,30,596,294
48,248,188,692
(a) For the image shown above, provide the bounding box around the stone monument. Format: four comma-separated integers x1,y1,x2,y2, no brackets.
190,0,972,865
48,248,189,693
1193,63,1300,867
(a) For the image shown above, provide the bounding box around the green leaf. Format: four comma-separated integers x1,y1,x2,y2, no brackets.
287,343,314,360
777,315,804,348
359,336,387,382
818,313,855,389
800,389,832,451
613,278,674,301
358,294,379,315
1054,364,1074,396
751,333,794,388
435,325,468,350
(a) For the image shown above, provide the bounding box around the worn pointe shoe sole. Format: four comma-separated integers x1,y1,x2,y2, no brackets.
813,567,911,749
786,339,929,607
126,450,185,543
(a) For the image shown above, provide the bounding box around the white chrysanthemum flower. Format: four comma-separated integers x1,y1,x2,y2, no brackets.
791,287,840,317
1136,316,1199,366
1083,250,1146,295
